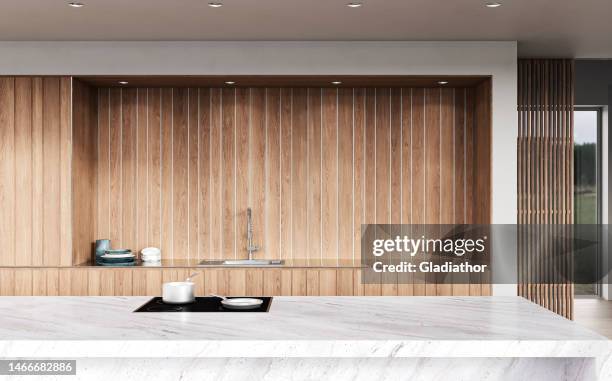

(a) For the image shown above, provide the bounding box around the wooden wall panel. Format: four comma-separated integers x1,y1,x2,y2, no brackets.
0,77,72,267
0,81,491,296
321,89,338,266
292,89,308,266
0,267,335,296
59,78,72,266
97,89,111,242
250,89,266,261
0,78,16,267
43,78,63,267
265,89,282,261
209,89,223,260
14,79,32,266
121,88,137,260
89,85,482,270
306,88,322,266
235,89,249,262
197,89,211,262
148,88,163,251
0,263,488,297
518,60,574,319
72,79,98,266
31,79,44,266
160,88,174,259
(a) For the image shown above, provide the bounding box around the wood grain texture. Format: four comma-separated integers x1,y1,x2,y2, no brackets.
321,88,338,266
72,79,98,266
0,267,377,297
250,89,266,260
518,60,574,319
0,78,16,267
198,89,211,262
279,89,292,263
0,80,491,297
291,88,308,266
235,88,249,261
59,77,72,266
31,79,44,266
92,86,485,273
0,77,72,267
265,89,281,261
14,78,32,266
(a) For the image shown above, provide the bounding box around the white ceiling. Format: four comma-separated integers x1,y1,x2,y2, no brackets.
1,0,610,58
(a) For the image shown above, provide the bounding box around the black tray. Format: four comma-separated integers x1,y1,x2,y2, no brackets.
133,296,272,312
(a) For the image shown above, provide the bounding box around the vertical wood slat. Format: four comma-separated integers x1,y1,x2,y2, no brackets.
31,79,44,266
121,89,137,257
59,78,73,266
14,78,32,266
279,89,293,264
0,77,72,267
518,59,574,319
321,88,338,266
198,89,211,262
0,78,16,267
250,88,267,260
72,80,98,266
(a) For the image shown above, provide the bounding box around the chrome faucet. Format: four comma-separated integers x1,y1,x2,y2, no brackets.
246,208,260,260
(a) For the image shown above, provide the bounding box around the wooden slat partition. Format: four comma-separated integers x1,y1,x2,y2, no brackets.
518,59,574,319
0,77,72,267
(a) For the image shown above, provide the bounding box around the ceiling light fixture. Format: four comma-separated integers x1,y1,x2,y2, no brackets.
437,81,449,85
208,2,223,7
485,2,501,8
331,81,342,85
68,2,84,7
225,81,236,85
347,2,363,7
118,81,129,85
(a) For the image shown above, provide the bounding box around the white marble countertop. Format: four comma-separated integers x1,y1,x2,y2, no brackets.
0,296,608,359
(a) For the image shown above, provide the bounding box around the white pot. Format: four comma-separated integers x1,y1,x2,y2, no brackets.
162,282,195,304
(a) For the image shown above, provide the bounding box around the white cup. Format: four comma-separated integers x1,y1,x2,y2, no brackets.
162,282,195,304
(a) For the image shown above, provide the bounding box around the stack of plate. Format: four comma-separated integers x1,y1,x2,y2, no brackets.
96,249,135,266
141,247,162,263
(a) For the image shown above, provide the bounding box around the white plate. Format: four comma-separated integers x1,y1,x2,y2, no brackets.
221,298,263,310
101,253,135,259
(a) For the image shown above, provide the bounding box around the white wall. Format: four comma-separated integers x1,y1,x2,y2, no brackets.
0,41,519,295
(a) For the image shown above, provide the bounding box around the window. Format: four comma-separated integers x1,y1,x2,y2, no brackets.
574,107,602,296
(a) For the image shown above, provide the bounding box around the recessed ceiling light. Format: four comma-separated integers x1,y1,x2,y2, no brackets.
347,2,363,7
225,81,236,85
485,2,501,8
118,81,129,85
331,81,342,85
68,2,84,7
208,2,223,7
437,81,449,85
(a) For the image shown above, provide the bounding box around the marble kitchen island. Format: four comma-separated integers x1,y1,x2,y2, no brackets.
0,296,610,380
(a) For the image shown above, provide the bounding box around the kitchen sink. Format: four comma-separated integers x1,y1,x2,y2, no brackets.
198,259,285,266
